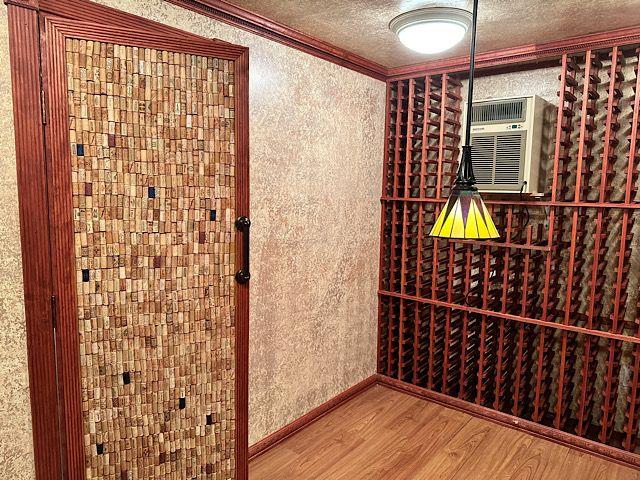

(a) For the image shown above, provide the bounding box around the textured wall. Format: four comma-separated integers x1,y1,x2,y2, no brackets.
0,4,36,480
0,3,384,474
469,66,561,104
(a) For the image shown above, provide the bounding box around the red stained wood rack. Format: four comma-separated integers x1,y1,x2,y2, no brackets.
378,43,640,465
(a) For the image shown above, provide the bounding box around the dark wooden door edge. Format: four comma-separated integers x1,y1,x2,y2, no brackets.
6,4,63,479
234,47,250,480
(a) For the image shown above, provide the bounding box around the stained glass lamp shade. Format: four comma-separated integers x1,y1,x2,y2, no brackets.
428,183,499,238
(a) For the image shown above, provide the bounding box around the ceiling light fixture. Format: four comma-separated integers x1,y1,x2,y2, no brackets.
389,7,472,54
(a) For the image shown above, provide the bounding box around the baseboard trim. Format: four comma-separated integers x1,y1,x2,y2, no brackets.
375,374,640,470
248,374,378,460
248,373,640,469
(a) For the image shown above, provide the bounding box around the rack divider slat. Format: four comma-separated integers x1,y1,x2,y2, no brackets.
623,48,640,451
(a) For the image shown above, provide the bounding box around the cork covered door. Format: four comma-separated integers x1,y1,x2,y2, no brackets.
40,12,248,480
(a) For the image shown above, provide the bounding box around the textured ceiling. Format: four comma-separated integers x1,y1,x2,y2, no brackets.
224,0,640,69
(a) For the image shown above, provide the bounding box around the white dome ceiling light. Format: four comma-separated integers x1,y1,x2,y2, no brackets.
389,7,472,54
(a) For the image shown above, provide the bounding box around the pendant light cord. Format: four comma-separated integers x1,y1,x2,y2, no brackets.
464,0,479,148
455,0,479,188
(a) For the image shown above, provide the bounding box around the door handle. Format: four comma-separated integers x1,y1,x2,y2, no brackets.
235,216,251,284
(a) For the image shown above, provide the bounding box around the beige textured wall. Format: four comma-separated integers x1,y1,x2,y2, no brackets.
0,1,384,474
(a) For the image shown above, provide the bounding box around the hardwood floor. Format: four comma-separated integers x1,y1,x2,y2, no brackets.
249,385,640,480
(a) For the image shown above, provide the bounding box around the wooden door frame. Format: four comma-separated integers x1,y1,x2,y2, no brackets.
6,1,249,478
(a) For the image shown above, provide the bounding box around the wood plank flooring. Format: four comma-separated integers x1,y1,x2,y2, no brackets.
249,385,640,480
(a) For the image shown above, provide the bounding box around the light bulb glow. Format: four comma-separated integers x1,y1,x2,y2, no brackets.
397,21,467,54
390,8,472,55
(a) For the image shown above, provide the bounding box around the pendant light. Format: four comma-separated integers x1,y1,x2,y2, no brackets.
428,0,499,239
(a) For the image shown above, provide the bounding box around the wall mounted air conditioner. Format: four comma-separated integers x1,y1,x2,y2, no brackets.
463,95,548,195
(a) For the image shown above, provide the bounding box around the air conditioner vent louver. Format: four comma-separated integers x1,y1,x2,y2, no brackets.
496,133,524,185
472,98,526,124
471,132,524,187
472,136,494,184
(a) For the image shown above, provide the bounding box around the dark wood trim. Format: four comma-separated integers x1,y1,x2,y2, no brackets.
235,48,250,480
136,1,640,83
375,375,640,470
8,1,250,478
5,4,62,480
38,0,239,49
45,16,244,58
32,0,640,84
41,18,85,480
165,0,387,80
5,0,39,9
248,375,378,460
386,25,640,80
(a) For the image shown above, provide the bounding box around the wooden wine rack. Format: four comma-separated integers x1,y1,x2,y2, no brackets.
377,44,640,462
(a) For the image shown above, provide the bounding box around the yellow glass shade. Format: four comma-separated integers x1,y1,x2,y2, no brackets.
429,188,499,239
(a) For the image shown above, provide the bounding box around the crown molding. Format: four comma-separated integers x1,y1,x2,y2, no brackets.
7,1,640,84
4,0,39,9
386,25,640,80
165,0,388,80
166,1,640,83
